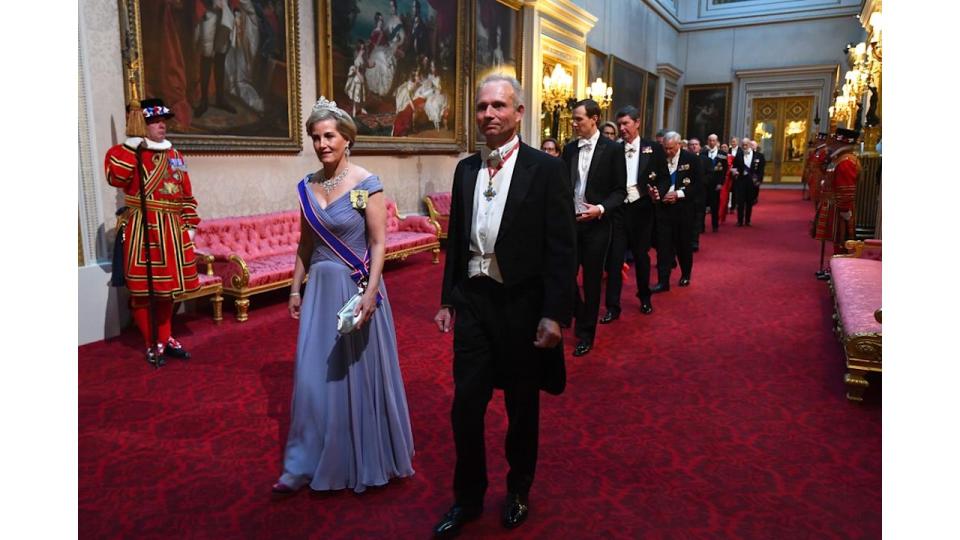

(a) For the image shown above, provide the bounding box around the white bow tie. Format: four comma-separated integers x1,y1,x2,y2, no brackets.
486,151,503,167
624,143,637,155
578,138,592,149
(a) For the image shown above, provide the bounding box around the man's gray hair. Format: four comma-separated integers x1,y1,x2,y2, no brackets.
663,131,682,143
477,74,525,108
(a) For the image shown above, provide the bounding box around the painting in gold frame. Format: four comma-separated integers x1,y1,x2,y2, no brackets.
609,56,647,125
586,46,610,92
316,0,467,154
681,83,732,144
118,0,303,153
471,0,523,149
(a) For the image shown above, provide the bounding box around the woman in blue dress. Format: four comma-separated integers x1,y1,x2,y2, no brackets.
273,97,414,493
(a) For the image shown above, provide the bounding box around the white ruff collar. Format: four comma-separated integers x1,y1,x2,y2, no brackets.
123,137,172,151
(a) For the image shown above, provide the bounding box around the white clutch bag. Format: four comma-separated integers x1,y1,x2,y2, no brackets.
336,289,364,334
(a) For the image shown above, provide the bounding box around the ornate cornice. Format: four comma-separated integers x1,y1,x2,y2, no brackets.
735,64,841,79
657,62,684,81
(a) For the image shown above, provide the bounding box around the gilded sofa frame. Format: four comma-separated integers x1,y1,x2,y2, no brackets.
422,194,449,240
828,239,882,402
174,253,224,323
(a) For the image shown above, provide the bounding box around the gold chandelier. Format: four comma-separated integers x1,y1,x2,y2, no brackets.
542,63,574,109
830,5,881,128
585,77,613,111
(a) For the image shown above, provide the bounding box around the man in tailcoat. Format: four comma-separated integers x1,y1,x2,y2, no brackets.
601,105,667,323
433,75,576,537
687,138,711,251
731,137,766,226
561,99,627,357
651,131,703,292
700,133,729,233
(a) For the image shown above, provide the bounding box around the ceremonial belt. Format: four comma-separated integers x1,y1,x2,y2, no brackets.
297,177,382,304
124,196,182,214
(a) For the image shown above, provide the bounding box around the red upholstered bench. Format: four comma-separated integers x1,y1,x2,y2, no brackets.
423,191,451,240
828,239,882,401
385,198,441,263
194,198,439,322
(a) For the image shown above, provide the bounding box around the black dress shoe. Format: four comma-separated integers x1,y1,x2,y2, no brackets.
599,311,619,324
164,345,191,360
433,504,482,538
501,493,529,529
146,349,166,367
640,302,653,315
572,342,592,357
650,283,670,294
678,277,691,287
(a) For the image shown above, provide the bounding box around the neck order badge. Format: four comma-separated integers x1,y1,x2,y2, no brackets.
484,141,519,201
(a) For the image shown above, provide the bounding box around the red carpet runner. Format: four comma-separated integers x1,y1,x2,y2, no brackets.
79,190,881,539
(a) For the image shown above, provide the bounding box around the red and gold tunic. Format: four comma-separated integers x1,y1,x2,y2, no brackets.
105,138,201,297
803,143,830,209
813,148,860,249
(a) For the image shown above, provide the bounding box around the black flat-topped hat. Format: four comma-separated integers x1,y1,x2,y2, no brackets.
833,128,860,143
139,98,175,120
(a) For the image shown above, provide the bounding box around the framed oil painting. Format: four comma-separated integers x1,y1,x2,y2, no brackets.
610,56,646,124
118,0,303,153
586,46,609,91
317,0,467,153
682,83,731,143
643,72,658,138
471,0,523,149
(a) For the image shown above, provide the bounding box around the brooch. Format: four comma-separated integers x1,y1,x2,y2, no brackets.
679,163,690,171
350,189,368,210
715,163,724,171
648,172,657,179
682,178,691,185
642,146,653,154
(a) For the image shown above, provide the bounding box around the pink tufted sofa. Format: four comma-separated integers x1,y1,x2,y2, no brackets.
828,239,882,401
383,198,441,263
194,199,439,322
423,192,451,240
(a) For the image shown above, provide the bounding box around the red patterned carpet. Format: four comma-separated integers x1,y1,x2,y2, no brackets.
79,189,881,539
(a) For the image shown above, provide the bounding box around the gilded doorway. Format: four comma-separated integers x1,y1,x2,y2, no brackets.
751,96,814,183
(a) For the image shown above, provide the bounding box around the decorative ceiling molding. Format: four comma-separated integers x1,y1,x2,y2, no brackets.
637,0,861,32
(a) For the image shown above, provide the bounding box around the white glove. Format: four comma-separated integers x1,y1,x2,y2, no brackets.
188,229,196,242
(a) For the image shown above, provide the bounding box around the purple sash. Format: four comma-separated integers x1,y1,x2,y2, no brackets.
297,177,382,303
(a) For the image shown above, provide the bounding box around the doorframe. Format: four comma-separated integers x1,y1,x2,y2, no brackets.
732,64,839,143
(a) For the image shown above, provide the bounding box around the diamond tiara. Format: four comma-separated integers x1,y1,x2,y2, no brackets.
312,96,348,119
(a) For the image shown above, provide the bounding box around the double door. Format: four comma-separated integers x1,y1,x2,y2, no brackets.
750,96,815,183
